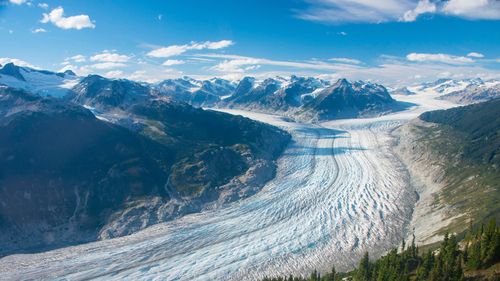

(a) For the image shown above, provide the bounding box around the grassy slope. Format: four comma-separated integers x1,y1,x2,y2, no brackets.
416,99,500,235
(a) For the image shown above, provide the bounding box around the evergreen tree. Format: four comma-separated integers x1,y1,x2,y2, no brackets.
355,252,371,281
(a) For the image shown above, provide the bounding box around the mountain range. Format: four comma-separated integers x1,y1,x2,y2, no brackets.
1,62,499,256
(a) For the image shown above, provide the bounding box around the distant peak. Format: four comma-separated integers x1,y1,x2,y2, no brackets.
334,78,351,87
0,62,25,81
64,70,76,76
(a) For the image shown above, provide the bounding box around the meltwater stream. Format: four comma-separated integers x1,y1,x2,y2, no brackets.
0,92,455,280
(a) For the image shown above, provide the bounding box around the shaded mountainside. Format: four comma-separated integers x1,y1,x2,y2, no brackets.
0,85,291,255
394,99,500,245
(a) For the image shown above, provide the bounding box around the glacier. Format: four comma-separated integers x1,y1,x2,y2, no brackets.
0,89,457,280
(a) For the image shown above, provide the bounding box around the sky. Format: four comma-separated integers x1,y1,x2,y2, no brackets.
0,0,499,85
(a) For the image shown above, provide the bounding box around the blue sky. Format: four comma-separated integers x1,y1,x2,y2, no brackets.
0,0,499,85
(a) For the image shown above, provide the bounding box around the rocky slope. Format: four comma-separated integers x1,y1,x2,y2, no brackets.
0,82,291,256
394,99,500,245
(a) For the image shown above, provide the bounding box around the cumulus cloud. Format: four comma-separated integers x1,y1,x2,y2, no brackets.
297,0,500,23
162,59,185,66
402,0,436,22
0,57,36,68
90,51,130,63
41,7,95,30
68,54,86,63
147,40,234,58
38,2,48,9
467,52,485,58
406,52,474,64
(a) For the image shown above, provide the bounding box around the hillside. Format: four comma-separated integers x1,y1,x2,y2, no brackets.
0,85,291,255
394,99,500,245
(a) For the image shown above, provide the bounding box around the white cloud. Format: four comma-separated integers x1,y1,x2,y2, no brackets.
41,7,95,30
402,0,436,22
467,52,485,58
58,64,76,73
406,52,474,64
89,62,127,70
104,70,124,79
9,0,27,5
328,57,362,64
338,31,347,36
443,0,500,20
199,53,363,75
38,2,48,9
297,0,415,23
162,59,185,66
297,0,500,23
31,28,47,33
68,54,86,63
0,57,36,68
204,40,233,49
90,51,130,63
147,40,234,58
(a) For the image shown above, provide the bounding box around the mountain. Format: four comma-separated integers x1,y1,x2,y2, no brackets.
391,86,416,95
221,77,399,120
0,87,174,253
300,79,397,120
414,78,486,94
155,77,235,107
222,76,330,112
394,99,500,244
0,81,290,255
153,75,399,121
70,74,153,110
438,80,500,104
0,63,79,97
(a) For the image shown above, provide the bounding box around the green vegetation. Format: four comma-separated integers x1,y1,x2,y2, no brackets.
262,220,500,281
409,99,500,236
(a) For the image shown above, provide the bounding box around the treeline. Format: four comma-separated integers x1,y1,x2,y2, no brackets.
262,220,500,281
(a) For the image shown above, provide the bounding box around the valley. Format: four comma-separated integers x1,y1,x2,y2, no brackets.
0,86,458,280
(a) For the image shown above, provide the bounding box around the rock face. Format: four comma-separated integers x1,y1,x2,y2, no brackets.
0,82,291,255
393,99,500,245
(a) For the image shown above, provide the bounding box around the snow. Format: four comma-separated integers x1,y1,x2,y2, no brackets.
0,88,459,280
0,68,79,98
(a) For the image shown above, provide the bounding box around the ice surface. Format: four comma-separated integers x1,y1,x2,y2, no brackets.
0,90,457,280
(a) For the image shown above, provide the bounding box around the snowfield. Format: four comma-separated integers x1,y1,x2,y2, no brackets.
0,90,457,280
